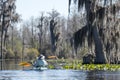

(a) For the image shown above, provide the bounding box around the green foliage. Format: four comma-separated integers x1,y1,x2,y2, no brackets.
48,65,55,69
5,49,14,59
6,36,23,59
47,59,120,71
25,48,39,60
14,40,23,58
63,64,120,71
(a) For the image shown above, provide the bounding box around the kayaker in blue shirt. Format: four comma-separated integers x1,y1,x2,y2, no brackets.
33,54,48,68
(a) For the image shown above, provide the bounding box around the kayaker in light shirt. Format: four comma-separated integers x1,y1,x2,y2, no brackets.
33,54,48,68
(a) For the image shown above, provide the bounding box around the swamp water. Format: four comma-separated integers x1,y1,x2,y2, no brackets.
0,60,120,80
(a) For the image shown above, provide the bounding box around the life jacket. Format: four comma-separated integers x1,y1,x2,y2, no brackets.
33,55,48,67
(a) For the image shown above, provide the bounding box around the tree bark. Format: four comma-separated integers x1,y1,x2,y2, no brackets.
92,26,106,64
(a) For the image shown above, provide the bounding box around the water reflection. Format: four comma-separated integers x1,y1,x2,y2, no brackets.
0,70,120,80
0,59,23,70
0,60,120,80
86,70,120,80
0,70,86,80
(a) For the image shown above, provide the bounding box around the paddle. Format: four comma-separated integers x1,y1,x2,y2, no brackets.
19,62,32,67
19,56,56,67
48,56,58,59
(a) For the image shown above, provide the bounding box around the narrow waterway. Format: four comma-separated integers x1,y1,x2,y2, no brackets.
0,60,120,80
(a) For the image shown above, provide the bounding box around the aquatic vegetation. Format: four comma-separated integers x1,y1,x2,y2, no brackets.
48,65,55,69
63,64,120,71
47,59,120,71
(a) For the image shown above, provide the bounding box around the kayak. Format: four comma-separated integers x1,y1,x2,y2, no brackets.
33,59,48,66
33,67,48,70
32,55,48,70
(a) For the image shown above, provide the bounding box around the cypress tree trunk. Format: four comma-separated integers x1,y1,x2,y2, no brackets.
50,19,56,53
92,26,106,64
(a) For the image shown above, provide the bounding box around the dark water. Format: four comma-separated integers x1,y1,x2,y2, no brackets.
0,70,86,80
0,60,120,80
0,70,120,80
0,59,23,70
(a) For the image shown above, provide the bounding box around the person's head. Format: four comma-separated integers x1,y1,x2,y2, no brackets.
38,54,45,60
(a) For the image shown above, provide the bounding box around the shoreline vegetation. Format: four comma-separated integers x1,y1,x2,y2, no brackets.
0,0,120,68
0,0,120,70
47,59,120,71
1,59,120,71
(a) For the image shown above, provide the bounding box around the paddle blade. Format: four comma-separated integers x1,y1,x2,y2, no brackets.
24,63,31,67
19,62,31,67
48,56,57,59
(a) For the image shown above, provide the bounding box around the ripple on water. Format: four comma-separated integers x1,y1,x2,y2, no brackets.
0,70,120,80
0,70,86,80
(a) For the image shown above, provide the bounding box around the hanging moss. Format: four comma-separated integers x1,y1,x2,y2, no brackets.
96,7,105,20
69,0,120,64
87,27,94,48
68,0,71,12
113,5,116,15
89,11,95,23
73,25,88,51
78,0,86,10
